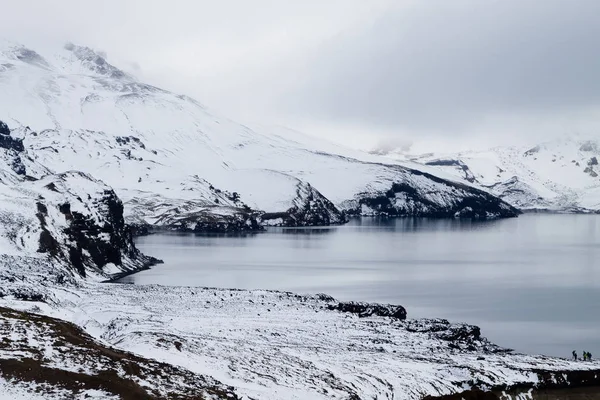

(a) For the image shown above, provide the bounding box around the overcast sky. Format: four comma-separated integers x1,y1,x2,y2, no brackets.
1,0,600,152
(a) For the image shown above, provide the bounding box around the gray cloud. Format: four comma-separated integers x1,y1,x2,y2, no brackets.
282,0,600,145
1,0,599,150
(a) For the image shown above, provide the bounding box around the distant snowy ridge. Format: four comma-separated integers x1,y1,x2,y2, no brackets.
0,40,518,231
414,138,600,213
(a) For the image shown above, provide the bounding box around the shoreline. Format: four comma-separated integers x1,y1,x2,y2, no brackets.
3,281,599,399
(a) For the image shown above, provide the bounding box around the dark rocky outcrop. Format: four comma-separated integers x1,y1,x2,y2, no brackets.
348,169,520,219
34,173,160,278
424,369,600,399
0,120,9,136
62,190,151,277
328,301,407,320
404,319,510,353
152,207,264,234
426,159,476,183
0,121,25,152
0,120,26,175
261,181,347,227
189,210,263,234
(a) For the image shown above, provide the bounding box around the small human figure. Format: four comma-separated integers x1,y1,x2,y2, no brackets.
573,350,578,361
589,352,593,361
583,352,588,361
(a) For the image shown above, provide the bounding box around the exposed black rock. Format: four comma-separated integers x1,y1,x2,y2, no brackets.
0,120,9,135
152,207,264,234
129,223,152,237
62,190,156,276
0,130,25,152
349,170,520,219
404,319,510,353
328,301,407,320
191,211,263,234
261,182,347,227
426,159,476,183
115,135,146,149
36,201,60,257
424,369,600,399
584,166,598,178
0,120,26,175
33,174,160,278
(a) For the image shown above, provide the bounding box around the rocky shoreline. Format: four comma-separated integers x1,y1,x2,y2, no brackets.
2,280,599,400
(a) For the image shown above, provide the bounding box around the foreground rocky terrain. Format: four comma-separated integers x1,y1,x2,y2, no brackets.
0,306,238,400
2,283,599,400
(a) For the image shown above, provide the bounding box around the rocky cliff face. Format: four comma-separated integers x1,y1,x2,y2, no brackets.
28,172,160,280
261,181,347,226
0,120,158,283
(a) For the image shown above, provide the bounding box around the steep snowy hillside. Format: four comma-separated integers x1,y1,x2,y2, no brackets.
0,40,518,229
415,138,600,212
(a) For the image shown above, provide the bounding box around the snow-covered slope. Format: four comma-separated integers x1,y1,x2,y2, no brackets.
3,284,600,400
0,40,518,229
414,138,600,212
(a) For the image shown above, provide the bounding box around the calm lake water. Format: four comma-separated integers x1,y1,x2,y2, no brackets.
120,214,600,357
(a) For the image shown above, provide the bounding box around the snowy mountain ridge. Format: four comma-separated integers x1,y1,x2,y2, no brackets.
0,39,519,230
412,137,600,212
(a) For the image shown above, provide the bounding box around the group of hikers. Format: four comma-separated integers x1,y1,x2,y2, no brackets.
572,350,593,361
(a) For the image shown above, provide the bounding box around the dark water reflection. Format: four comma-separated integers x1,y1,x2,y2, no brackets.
120,214,600,357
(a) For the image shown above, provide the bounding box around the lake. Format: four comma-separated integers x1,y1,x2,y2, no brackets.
119,214,600,358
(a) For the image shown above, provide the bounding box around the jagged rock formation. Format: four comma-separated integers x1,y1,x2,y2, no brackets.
261,181,348,226
0,120,158,284
328,301,407,319
344,167,519,219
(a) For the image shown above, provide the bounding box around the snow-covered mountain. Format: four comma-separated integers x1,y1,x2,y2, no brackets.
413,137,600,212
1,39,599,400
0,39,518,231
